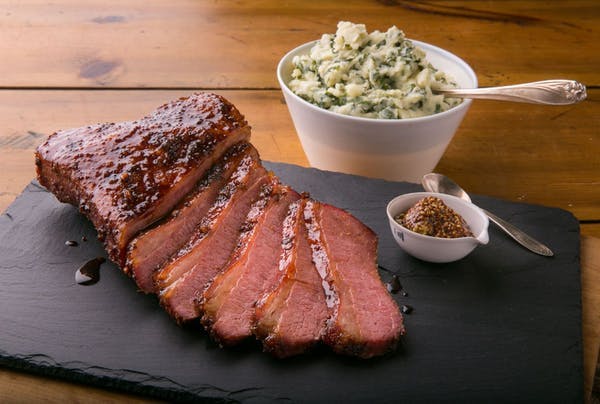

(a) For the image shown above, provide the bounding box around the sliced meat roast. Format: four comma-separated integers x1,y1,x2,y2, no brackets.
253,199,404,358
317,202,405,358
35,93,250,265
200,184,301,346
125,142,257,293
155,158,272,323
35,91,405,359
253,198,332,358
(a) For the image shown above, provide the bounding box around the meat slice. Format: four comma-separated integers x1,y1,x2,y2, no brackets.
253,198,331,358
35,93,250,265
317,202,405,358
200,185,301,346
125,142,257,293
155,161,271,323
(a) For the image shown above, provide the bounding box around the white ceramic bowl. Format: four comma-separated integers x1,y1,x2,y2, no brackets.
277,40,477,183
386,192,489,263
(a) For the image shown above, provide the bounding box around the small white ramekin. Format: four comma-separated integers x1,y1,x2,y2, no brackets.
386,192,489,263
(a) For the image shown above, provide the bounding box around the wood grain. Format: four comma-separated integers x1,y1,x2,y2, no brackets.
0,89,597,226
0,1,597,88
0,0,598,401
0,368,159,403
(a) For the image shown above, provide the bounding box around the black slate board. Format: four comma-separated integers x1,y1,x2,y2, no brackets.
0,163,583,403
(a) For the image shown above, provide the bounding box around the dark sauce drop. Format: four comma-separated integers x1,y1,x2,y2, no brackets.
75,257,105,285
386,274,403,294
65,240,79,247
82,235,88,242
401,304,414,314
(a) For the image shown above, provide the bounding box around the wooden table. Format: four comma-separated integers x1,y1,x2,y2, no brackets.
0,1,598,402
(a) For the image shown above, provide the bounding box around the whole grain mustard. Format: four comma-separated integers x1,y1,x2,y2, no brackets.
395,196,473,238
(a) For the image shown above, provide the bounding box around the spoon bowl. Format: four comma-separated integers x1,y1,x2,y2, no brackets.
422,173,472,202
421,173,554,257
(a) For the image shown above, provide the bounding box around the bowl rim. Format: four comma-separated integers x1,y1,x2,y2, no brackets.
277,39,478,125
386,191,489,243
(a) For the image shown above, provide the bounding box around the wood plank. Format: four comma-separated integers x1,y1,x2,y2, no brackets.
0,368,158,403
581,224,600,240
0,89,597,224
0,1,597,88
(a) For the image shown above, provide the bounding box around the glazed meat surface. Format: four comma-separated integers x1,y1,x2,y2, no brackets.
125,142,257,293
35,93,250,264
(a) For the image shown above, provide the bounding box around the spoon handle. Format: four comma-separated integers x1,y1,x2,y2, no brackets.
482,208,554,256
435,79,586,105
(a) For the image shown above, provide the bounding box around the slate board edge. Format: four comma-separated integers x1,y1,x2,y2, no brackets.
0,352,213,403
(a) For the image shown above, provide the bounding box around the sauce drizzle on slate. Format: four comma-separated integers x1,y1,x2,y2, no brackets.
65,240,79,247
75,257,105,285
386,274,403,294
401,304,414,314
384,274,413,311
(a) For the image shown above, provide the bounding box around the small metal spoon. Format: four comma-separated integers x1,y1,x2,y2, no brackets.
421,173,554,257
434,79,586,105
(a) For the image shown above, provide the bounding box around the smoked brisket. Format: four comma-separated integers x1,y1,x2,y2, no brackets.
35,93,250,265
318,202,405,358
35,92,404,359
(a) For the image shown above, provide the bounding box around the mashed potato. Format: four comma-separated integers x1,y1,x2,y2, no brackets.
288,21,460,119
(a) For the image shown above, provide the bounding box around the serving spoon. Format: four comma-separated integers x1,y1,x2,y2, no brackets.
421,173,554,257
434,79,586,105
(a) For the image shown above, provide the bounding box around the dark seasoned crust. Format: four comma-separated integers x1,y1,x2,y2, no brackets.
125,142,258,293
35,93,250,265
